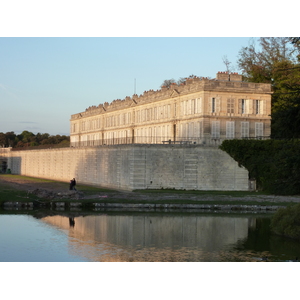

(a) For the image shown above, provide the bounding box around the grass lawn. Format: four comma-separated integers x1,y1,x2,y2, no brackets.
0,174,299,207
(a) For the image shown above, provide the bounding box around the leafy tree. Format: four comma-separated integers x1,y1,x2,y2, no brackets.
16,141,25,148
41,138,50,145
5,132,17,147
238,37,298,84
38,133,50,145
237,37,300,138
0,131,17,147
271,84,300,138
41,133,50,141
220,139,300,195
0,132,6,147
0,130,70,148
19,130,35,144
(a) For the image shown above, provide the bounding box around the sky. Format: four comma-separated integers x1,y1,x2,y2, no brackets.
0,37,256,135
0,1,296,137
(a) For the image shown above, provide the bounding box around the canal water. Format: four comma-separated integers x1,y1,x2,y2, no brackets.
1,210,300,262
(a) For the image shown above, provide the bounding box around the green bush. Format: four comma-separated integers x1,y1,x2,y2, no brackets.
219,139,300,195
270,204,300,239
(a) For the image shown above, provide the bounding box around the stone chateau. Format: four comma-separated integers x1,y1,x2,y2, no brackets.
1,71,272,191
70,72,272,147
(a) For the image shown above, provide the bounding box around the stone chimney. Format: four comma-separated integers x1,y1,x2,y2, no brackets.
216,71,230,81
229,72,242,81
216,72,242,81
169,82,178,89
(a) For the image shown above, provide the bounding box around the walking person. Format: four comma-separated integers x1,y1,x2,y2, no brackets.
71,178,77,191
69,178,77,191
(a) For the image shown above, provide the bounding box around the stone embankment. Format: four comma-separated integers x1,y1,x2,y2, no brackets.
2,201,282,212
93,203,282,211
1,187,284,212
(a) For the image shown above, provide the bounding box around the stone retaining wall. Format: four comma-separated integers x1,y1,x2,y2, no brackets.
3,144,249,191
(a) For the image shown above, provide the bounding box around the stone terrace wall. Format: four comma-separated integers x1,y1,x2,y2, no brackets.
4,145,249,191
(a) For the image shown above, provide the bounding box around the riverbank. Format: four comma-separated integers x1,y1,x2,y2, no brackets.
1,174,300,211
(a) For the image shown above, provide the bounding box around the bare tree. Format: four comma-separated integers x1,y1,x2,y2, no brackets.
177,77,186,85
160,79,176,88
222,55,232,73
161,74,200,88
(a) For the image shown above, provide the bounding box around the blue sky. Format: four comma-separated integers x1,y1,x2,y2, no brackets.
0,37,256,135
0,1,295,136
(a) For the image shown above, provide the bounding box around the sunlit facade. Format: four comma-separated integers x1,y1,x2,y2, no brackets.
70,72,272,147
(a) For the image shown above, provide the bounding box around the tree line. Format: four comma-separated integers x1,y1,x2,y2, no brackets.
0,131,70,149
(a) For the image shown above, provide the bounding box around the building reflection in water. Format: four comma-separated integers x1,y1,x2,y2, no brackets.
42,213,256,262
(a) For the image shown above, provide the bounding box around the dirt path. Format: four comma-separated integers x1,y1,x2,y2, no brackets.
0,175,69,192
1,175,300,203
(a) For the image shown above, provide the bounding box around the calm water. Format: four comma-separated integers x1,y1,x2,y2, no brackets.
1,211,300,262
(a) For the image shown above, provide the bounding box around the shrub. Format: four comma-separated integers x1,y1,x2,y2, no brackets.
219,139,300,195
270,204,300,239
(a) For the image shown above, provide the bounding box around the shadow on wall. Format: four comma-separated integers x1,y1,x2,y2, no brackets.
0,158,8,173
1,156,22,174
73,146,133,190
9,156,22,174
73,147,106,189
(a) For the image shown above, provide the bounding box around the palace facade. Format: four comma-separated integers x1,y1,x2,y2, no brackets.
70,72,272,147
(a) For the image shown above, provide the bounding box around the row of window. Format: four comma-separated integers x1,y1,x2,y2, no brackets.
212,98,263,114
71,98,265,133
106,104,173,129
71,121,265,146
135,104,172,123
106,112,132,128
179,98,263,115
73,112,133,132
211,121,263,138
181,98,202,115
179,121,263,139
